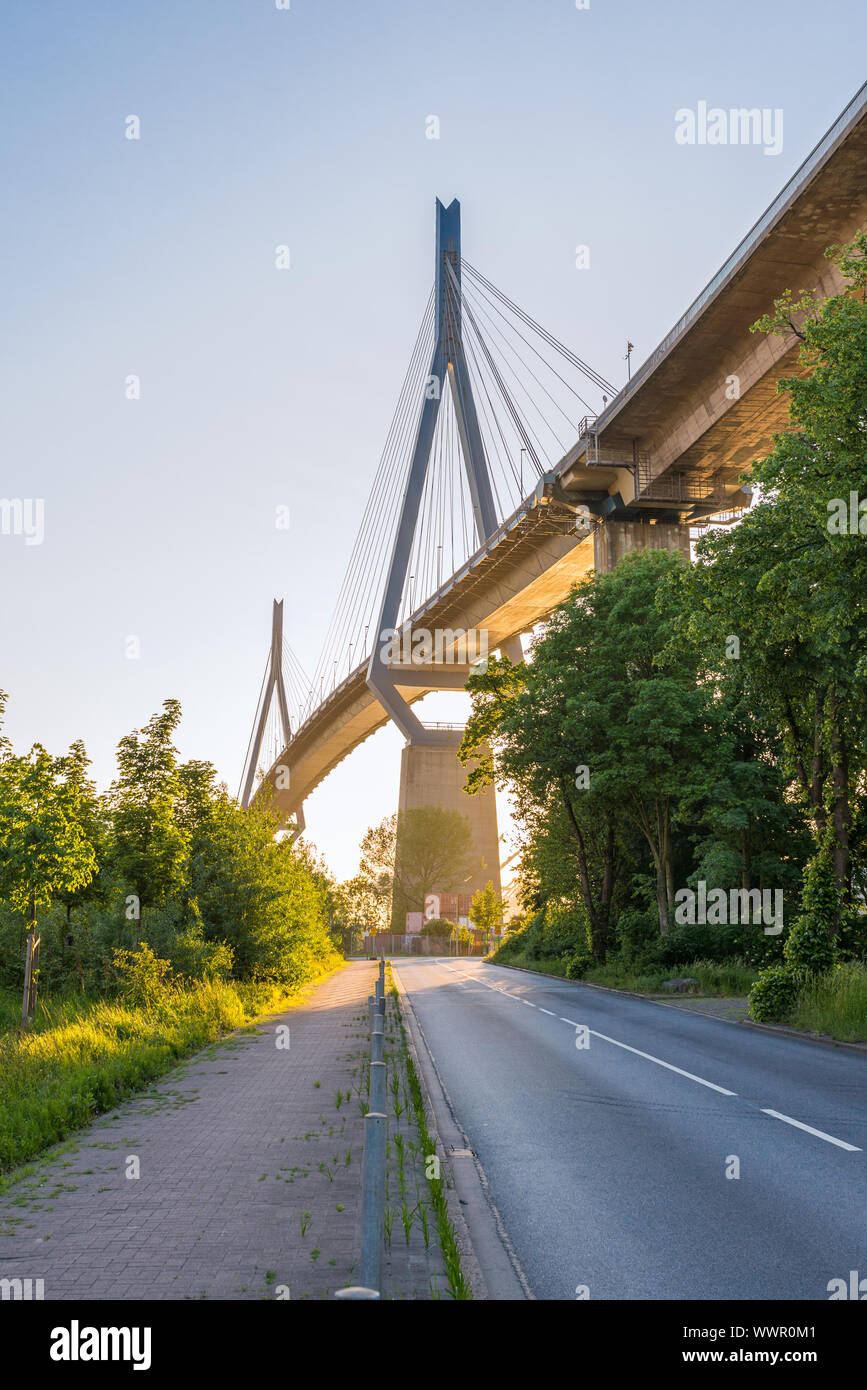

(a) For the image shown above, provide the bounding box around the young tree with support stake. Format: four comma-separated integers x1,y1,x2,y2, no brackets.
0,695,97,1027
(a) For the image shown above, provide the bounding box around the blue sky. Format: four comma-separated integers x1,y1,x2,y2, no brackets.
1,0,865,879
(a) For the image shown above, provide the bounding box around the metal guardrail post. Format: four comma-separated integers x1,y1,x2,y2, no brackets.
360,1111,387,1292
341,962,389,1299
370,1059,386,1115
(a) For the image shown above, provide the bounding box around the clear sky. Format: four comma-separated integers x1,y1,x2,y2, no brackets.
1,0,864,881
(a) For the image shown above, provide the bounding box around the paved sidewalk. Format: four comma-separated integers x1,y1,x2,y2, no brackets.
0,963,381,1301
648,994,750,1022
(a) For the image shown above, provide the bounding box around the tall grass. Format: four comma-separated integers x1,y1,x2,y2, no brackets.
0,969,339,1174
389,981,472,1300
789,962,867,1043
493,952,755,997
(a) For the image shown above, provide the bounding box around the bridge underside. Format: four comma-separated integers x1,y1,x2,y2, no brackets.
260,495,598,822
259,499,696,827
254,85,867,875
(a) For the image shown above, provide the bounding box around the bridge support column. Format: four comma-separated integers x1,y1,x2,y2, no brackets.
593,517,692,573
393,738,500,932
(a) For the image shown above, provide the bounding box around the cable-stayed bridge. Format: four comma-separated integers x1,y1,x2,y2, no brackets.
239,83,867,898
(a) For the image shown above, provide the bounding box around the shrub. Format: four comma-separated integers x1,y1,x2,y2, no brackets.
749,965,799,1023
112,942,175,1009
659,921,741,967
736,921,787,970
783,850,840,975
613,909,662,966
419,918,453,937
492,925,530,960
838,908,867,963
783,916,837,976
170,925,234,982
564,951,593,980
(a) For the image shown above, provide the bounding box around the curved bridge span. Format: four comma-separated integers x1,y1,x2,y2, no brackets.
244,84,867,851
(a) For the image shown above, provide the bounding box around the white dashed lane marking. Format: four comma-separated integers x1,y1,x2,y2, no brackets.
761,1109,861,1152
444,967,860,1152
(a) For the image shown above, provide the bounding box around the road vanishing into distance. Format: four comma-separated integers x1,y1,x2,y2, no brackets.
392,958,867,1301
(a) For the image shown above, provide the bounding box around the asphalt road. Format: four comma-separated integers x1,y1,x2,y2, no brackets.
392,957,867,1300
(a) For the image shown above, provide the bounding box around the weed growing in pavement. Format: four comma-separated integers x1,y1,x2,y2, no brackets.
401,1201,414,1245
391,984,471,1299
419,1202,430,1249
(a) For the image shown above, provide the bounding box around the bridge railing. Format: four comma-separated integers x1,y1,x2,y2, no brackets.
336,956,387,1300
597,80,867,422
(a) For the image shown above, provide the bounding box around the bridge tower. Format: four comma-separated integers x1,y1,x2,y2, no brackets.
240,598,305,840
367,200,508,923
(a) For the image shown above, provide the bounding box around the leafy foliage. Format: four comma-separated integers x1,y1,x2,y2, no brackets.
0,695,340,1001
749,965,800,1024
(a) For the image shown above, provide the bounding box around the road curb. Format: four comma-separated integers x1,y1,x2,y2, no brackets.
739,1018,867,1055
494,960,867,1056
390,961,531,1301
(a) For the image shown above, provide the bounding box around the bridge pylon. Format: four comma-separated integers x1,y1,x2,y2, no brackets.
364,199,507,924
240,599,305,840
366,198,520,746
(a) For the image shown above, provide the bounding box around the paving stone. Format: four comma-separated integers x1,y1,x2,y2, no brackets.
0,965,384,1301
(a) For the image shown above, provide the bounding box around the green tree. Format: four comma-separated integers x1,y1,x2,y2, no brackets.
356,815,397,928
390,805,476,930
469,880,504,935
53,740,107,970
462,550,718,945
336,874,390,935
673,232,867,916
0,699,98,1024
183,784,331,984
106,700,190,939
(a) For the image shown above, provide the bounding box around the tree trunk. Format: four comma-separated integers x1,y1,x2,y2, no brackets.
657,802,673,933
655,863,669,936
21,891,39,1029
742,825,752,892
560,781,616,962
829,684,850,925
784,692,827,839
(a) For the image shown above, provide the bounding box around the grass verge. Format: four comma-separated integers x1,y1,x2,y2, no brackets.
492,951,755,997
0,962,342,1174
787,962,867,1043
389,980,471,1300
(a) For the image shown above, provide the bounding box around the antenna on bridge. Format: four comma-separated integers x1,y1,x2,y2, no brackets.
366,198,503,742
239,599,295,811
